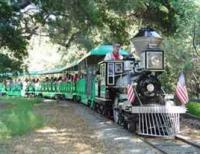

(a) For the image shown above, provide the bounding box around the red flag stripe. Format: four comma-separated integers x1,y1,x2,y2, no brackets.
128,89,133,95
129,94,134,101
176,88,187,101
176,86,188,104
178,83,187,95
176,85,188,101
127,84,135,103
177,92,187,104
128,86,133,92
175,73,189,105
176,89,187,103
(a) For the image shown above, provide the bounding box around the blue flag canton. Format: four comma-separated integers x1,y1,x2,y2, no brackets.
179,73,186,86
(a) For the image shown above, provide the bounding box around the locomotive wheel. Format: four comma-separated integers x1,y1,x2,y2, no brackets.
113,97,119,124
99,104,104,114
127,122,136,132
87,100,91,107
94,103,98,111
95,103,101,113
72,96,76,102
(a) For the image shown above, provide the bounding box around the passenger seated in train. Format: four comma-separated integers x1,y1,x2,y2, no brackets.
104,43,123,61
57,76,62,83
45,77,49,82
73,74,79,82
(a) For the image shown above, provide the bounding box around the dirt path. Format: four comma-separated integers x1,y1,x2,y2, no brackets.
2,100,160,154
7,101,105,154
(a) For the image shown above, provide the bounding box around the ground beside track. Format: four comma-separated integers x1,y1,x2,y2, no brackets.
1,99,200,154
1,100,161,154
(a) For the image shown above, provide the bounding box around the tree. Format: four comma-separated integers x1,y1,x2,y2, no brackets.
0,53,24,73
32,0,199,96
0,0,200,97
0,0,36,72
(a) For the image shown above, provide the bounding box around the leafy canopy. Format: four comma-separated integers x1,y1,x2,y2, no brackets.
0,0,200,96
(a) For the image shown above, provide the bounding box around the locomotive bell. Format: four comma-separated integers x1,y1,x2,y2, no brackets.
132,28,162,54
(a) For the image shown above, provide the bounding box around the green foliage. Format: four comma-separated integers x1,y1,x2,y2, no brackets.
0,1,29,72
32,0,200,96
0,97,43,139
0,121,10,139
0,53,23,73
186,102,200,117
0,0,199,97
0,1,28,57
30,0,200,51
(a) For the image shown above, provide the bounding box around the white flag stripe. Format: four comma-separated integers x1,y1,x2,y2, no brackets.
130,94,134,101
177,84,188,100
176,87,187,101
128,87,133,93
127,84,135,103
177,92,186,104
175,72,189,104
176,89,187,104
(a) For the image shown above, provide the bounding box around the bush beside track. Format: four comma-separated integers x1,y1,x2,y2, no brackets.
186,102,200,117
0,97,43,139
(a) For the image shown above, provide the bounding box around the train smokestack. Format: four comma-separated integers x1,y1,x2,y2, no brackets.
132,28,162,55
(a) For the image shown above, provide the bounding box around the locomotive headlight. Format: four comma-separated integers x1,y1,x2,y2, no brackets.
145,50,164,71
150,55,161,67
146,83,154,92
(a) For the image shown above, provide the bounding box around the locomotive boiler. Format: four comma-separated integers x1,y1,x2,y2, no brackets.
96,28,186,137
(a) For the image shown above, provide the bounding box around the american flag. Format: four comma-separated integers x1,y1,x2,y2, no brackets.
127,73,135,103
175,72,189,104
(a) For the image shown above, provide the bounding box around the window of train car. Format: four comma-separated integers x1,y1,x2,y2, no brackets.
107,63,115,85
115,62,123,73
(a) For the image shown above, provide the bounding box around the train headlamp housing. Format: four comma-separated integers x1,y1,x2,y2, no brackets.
146,83,154,92
140,49,164,71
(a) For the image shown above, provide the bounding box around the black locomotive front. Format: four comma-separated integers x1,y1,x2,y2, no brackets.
96,28,186,137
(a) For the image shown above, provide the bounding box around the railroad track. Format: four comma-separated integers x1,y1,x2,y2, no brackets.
62,101,200,153
77,101,200,153
182,113,200,121
139,113,200,153
140,135,200,154
181,113,200,129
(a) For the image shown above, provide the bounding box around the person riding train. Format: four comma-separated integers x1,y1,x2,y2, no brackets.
104,43,123,61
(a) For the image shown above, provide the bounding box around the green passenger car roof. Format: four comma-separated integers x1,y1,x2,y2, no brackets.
28,44,129,74
61,44,129,72
89,44,129,56
1,45,129,76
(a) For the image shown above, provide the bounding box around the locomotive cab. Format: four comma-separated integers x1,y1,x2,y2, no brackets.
98,60,132,87
96,60,133,101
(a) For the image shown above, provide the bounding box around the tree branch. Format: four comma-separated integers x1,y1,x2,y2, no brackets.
192,22,200,57
64,31,81,48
